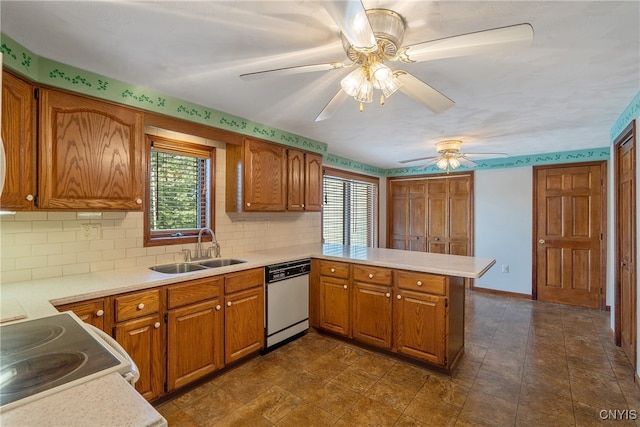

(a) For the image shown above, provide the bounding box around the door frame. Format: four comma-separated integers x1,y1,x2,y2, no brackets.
531,161,608,309
614,120,637,352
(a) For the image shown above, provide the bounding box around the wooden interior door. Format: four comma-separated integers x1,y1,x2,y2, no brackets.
534,163,605,308
615,121,636,368
390,180,427,251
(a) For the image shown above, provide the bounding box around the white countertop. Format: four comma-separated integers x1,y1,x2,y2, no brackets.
1,243,495,319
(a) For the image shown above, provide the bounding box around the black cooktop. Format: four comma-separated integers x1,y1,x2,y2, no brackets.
0,312,123,409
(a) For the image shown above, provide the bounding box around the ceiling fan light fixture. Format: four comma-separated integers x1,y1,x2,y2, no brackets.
354,78,373,103
448,157,461,169
341,67,367,96
436,157,449,170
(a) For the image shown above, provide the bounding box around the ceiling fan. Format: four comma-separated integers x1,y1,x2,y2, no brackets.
398,140,508,173
239,0,533,121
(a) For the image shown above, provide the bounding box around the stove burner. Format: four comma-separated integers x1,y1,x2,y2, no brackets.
0,352,87,395
0,325,65,356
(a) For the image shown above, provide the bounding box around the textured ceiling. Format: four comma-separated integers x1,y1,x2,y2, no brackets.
2,1,638,169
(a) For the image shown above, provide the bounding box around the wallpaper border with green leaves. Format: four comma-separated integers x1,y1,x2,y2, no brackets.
1,33,619,178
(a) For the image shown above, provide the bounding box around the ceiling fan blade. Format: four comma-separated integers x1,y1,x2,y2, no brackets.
458,157,478,168
395,71,455,113
323,0,377,52
402,23,534,63
315,89,349,122
398,155,439,164
240,62,347,80
463,152,509,157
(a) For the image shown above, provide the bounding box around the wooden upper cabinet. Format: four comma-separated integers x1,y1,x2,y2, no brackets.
38,89,144,210
287,149,322,211
226,138,287,212
1,71,36,210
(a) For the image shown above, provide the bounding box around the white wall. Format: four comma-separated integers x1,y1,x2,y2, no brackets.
0,130,321,284
474,167,533,295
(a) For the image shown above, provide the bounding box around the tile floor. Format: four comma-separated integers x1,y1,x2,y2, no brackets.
156,292,640,426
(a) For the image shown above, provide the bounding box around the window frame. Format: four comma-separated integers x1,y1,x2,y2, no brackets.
143,134,216,247
322,167,379,248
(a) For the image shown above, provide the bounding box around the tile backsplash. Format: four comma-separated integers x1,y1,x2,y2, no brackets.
0,130,322,284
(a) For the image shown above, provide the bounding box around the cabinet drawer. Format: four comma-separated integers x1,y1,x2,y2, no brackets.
352,264,392,285
319,260,350,278
225,268,264,294
114,289,161,322
167,277,222,309
396,271,447,295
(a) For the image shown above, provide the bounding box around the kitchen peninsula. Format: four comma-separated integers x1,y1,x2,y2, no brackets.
0,244,494,424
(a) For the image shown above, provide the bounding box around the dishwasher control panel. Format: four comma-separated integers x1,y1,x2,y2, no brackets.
265,259,311,283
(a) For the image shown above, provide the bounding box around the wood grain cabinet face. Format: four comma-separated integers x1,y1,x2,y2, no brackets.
38,89,144,210
56,298,106,331
394,289,446,366
223,267,264,364
319,275,351,337
288,149,322,211
166,278,224,391
114,314,164,401
1,71,35,210
352,282,392,349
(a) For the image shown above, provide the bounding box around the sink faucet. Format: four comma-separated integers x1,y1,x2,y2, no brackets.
196,228,221,259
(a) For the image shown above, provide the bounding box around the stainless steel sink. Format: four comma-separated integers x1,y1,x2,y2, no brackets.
197,259,247,268
149,263,208,274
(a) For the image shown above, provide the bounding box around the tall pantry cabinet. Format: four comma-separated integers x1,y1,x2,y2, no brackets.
389,174,473,257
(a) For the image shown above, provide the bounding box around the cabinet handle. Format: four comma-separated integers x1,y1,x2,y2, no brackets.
417,280,423,287
246,202,251,207
538,239,546,244
25,194,34,202
227,301,232,307
330,268,335,273
434,237,440,241
95,309,104,317
154,322,160,329
135,198,142,205
302,204,305,208
343,285,348,290
368,273,374,279
216,305,221,311
137,303,145,310
397,295,402,300
385,293,391,298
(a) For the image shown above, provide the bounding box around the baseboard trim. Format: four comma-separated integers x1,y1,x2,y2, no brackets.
471,287,531,300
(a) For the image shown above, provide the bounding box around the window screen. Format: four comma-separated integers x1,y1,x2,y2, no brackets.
322,174,378,247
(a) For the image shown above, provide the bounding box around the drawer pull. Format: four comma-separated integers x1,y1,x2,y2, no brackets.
385,293,391,298
330,268,336,273
368,273,374,279
216,305,221,311
135,198,142,205
26,194,34,202
137,303,145,310
246,202,251,207
343,285,348,290
417,281,423,287
227,301,232,307
397,295,402,300
95,309,104,317
154,322,160,329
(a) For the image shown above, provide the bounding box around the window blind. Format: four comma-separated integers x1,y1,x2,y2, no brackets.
322,174,378,247
149,148,209,231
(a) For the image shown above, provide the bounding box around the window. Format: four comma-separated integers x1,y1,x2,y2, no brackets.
144,134,215,246
322,168,379,247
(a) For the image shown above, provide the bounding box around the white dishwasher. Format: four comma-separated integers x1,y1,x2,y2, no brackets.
264,259,310,350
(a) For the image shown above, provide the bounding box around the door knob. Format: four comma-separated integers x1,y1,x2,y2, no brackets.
538,239,545,244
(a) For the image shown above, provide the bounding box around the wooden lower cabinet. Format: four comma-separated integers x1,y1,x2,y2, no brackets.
56,298,107,331
224,268,265,364
394,289,446,365
167,300,223,391
319,275,350,337
352,282,392,349
114,314,164,401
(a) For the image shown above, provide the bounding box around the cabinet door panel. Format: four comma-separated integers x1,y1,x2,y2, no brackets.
1,71,35,210
114,315,163,401
167,299,223,391
38,89,143,210
319,276,350,336
394,290,446,366
352,282,392,349
304,152,323,211
244,139,287,211
56,299,106,331
287,149,305,211
225,287,264,363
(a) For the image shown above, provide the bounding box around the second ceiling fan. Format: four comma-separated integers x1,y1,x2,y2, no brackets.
240,0,533,121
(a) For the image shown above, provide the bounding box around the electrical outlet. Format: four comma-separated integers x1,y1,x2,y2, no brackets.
501,264,509,273
81,224,101,240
